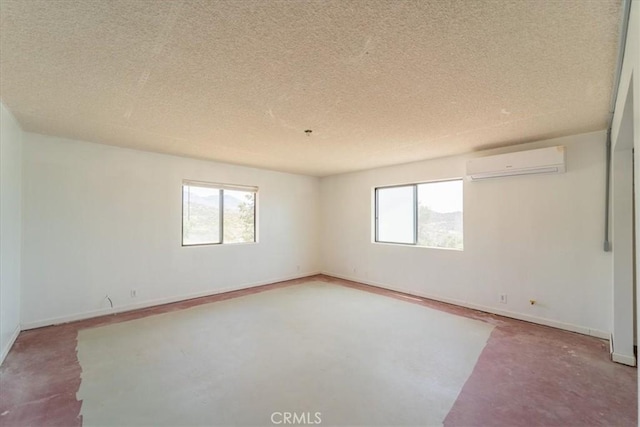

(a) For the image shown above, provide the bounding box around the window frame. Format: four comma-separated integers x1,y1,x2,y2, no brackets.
374,184,418,246
374,178,463,250
181,180,258,247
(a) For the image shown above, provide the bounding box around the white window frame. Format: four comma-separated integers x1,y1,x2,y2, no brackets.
374,178,463,250
182,180,258,246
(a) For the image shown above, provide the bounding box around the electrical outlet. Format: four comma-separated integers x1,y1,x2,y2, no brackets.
296,265,300,272
131,289,137,298
499,293,507,304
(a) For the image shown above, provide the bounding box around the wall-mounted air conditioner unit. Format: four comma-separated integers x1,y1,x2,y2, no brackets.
466,146,566,181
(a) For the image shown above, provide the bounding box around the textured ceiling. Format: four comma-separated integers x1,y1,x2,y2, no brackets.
0,0,623,176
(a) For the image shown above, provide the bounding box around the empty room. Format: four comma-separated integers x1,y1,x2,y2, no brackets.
0,0,639,426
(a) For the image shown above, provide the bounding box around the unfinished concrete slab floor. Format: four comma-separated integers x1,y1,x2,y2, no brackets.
76,281,493,426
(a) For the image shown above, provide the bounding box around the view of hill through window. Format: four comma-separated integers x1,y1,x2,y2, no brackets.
417,180,463,250
182,184,255,245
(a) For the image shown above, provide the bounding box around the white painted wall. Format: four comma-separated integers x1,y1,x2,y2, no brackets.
0,103,22,364
320,131,612,337
21,133,320,328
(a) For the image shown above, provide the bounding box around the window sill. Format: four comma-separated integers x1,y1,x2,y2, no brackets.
182,241,259,247
372,241,463,251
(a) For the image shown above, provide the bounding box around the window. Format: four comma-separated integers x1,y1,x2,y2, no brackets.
375,179,463,250
182,181,256,246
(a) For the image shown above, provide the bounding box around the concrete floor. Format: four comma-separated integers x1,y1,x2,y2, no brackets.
0,275,637,426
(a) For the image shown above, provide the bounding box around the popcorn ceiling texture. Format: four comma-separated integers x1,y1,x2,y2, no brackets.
0,0,622,176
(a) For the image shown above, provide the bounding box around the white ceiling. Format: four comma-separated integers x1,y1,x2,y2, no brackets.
0,0,623,176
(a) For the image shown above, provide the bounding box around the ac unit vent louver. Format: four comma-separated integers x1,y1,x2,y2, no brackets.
466,146,566,181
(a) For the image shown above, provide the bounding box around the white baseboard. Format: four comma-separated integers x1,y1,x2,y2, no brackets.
322,272,610,340
21,271,321,330
0,324,21,366
612,352,637,366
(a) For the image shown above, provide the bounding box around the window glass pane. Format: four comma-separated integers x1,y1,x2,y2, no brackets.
182,185,221,245
377,186,415,244
223,190,255,244
417,180,463,249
